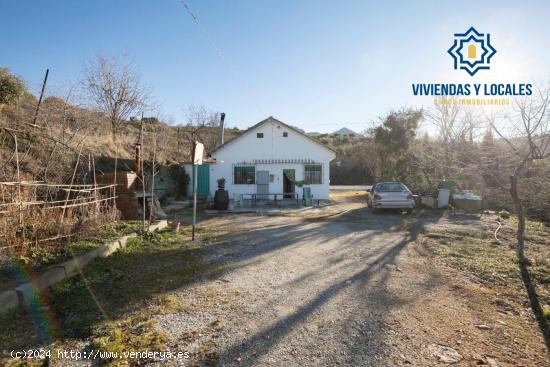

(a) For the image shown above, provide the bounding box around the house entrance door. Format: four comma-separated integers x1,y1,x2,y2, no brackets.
256,171,269,199
283,169,295,198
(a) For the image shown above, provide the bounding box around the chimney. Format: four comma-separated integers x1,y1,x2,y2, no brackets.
135,118,144,177
219,112,225,145
134,144,141,177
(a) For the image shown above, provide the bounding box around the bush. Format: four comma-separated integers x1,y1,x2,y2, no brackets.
0,68,26,105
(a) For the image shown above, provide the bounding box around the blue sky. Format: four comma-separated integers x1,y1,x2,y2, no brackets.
2,0,549,132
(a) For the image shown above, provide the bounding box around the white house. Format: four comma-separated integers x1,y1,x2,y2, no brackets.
208,116,336,200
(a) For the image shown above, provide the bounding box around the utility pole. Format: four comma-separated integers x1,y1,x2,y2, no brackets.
149,125,157,225
139,112,146,232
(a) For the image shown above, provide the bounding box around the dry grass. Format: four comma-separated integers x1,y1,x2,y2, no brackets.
418,213,550,306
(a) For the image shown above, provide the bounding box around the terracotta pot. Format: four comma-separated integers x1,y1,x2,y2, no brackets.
168,220,180,231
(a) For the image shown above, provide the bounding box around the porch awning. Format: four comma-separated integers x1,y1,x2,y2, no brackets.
252,158,316,164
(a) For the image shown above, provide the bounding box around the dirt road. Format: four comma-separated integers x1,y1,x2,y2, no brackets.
157,196,549,366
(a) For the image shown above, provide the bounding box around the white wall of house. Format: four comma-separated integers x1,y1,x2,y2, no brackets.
209,118,335,200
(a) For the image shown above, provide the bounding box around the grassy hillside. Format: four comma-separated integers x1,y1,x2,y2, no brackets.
0,93,239,184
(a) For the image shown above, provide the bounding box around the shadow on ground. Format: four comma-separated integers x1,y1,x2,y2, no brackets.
207,207,443,365
2,204,443,366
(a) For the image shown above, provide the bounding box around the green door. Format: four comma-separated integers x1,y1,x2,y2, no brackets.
193,164,210,197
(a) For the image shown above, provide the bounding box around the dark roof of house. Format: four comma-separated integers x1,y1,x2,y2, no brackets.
211,116,337,154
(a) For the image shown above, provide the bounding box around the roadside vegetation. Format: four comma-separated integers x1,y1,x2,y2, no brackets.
0,221,141,293
0,226,226,366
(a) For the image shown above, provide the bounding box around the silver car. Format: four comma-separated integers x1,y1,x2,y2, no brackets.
367,182,415,213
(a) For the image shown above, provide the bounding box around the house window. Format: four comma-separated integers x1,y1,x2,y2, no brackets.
304,164,322,184
257,132,264,138
234,166,255,184
283,132,288,137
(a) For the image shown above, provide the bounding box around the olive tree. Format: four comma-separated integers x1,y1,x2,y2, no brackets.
372,108,422,181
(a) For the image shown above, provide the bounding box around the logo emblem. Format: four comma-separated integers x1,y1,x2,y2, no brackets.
448,27,496,76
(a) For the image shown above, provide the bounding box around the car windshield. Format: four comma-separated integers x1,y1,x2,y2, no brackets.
376,182,408,192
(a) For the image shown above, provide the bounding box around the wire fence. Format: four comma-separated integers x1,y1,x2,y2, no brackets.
0,181,117,255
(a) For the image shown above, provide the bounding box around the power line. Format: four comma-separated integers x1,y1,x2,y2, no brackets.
179,0,265,116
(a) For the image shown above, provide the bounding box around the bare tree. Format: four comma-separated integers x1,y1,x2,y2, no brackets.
407,135,444,190
425,101,462,146
487,85,550,349
82,54,149,139
488,87,550,257
183,105,220,157
424,101,464,179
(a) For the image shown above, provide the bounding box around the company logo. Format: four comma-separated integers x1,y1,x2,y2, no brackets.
447,26,496,76
411,27,529,106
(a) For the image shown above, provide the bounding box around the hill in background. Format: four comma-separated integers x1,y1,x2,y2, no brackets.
331,127,362,137
307,127,363,138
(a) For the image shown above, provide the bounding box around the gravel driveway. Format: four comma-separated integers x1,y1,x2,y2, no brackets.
157,199,549,366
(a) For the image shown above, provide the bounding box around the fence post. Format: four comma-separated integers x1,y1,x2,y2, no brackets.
60,146,83,233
